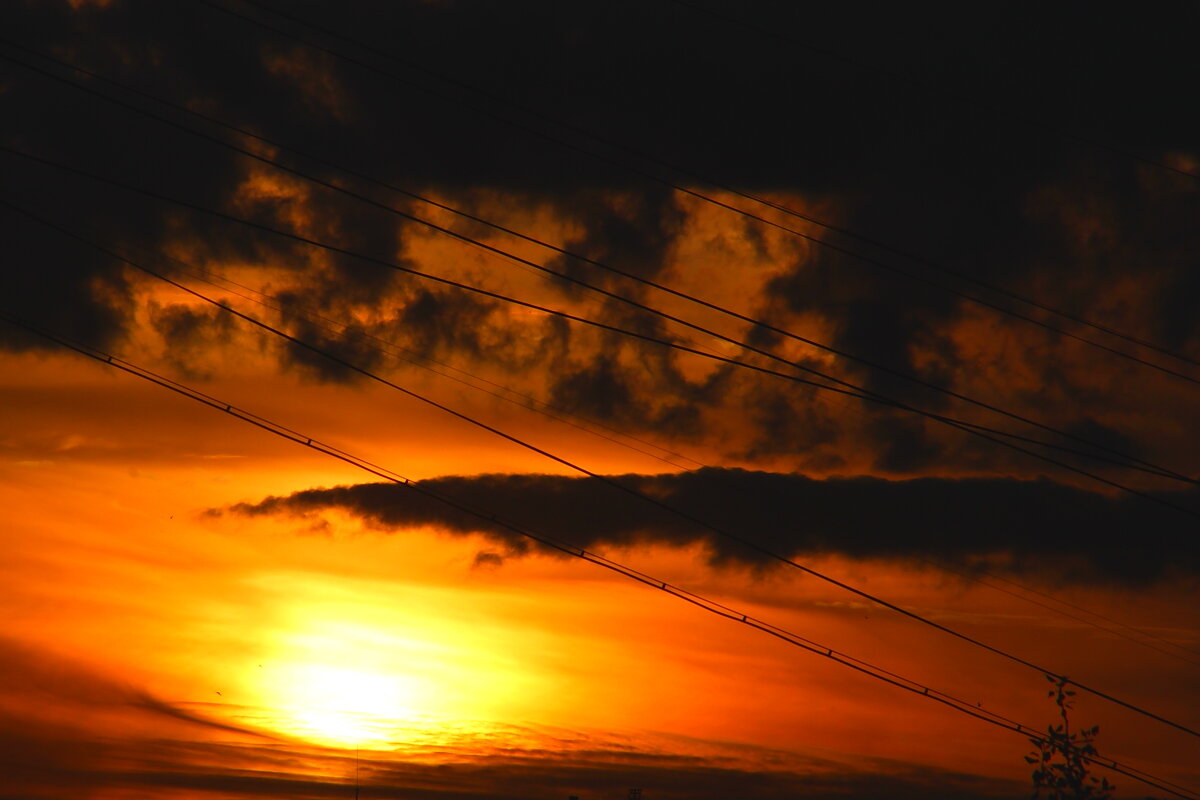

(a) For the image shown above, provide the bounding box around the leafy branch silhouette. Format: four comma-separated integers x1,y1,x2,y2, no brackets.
1026,675,1115,800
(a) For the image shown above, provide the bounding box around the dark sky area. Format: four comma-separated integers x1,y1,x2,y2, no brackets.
3,2,1200,799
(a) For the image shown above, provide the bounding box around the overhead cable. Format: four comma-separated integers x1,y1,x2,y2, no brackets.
202,0,1200,380
5,195,1198,744
1,309,1195,800
0,53,1193,492
4,149,1198,513
124,241,705,472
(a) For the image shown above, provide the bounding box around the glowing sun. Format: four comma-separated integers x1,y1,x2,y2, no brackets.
231,576,540,749
249,615,452,749
269,662,425,747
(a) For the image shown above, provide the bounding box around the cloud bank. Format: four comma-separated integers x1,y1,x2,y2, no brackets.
229,468,1200,585
3,0,1199,479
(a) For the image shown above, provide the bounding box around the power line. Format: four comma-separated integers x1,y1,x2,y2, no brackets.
6,196,1198,745
921,557,1200,669
209,0,1200,380
122,240,705,472
129,241,1200,670
134,251,1191,491
980,571,1200,662
51,4,1194,682
31,181,1200,670
7,40,1194,489
0,56,1193,492
926,556,1200,665
108,246,1200,674
1,310,1195,800
5,137,1199,510
7,139,1200,510
4,4,1195,782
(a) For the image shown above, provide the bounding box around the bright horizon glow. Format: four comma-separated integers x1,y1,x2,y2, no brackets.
252,614,458,748
6,2,1200,796
240,585,541,749
267,663,421,747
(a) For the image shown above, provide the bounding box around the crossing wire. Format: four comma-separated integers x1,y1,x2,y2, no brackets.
6,139,1200,507
6,142,1200,521
106,226,1200,670
919,556,1200,670
211,0,1200,379
1,310,1196,800
11,3,1200,743
4,194,1199,746
139,165,1200,660
125,241,1177,481
48,4,1188,672
120,240,705,472
924,556,1200,665
0,49,1194,491
107,238,1200,668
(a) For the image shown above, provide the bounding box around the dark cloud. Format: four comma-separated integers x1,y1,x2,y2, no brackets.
771,264,951,394
535,309,712,438
547,186,687,286
549,354,639,423
735,379,842,463
472,549,506,569
398,287,502,362
150,301,237,379
229,468,1200,585
866,416,945,473
2,0,1198,479
2,1,246,351
348,748,1022,800
0,721,1024,800
8,1,1197,269
1060,417,1143,464
279,314,389,384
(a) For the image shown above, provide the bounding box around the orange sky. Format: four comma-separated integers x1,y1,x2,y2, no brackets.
3,2,1200,798
3,341,1199,798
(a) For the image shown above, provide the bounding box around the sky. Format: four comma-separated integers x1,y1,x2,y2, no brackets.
2,1,1200,798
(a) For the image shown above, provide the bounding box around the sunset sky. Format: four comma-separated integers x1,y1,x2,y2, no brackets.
3,1,1200,798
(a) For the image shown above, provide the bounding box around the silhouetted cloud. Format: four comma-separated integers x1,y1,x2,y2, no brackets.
229,468,1200,585
3,0,1199,478
6,0,1198,339
547,186,686,286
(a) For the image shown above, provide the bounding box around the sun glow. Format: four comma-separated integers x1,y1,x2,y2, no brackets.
251,615,455,748
270,662,425,747
236,572,544,749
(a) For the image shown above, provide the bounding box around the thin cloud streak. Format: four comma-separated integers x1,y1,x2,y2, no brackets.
0,635,1020,800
